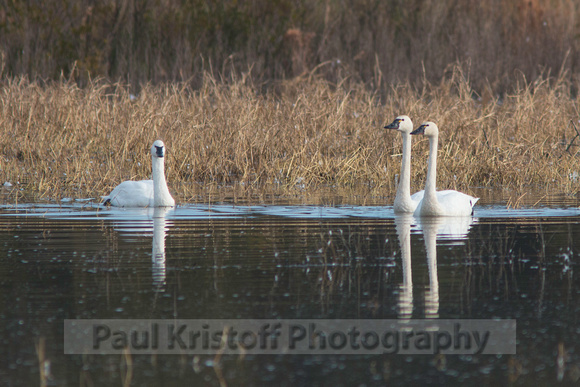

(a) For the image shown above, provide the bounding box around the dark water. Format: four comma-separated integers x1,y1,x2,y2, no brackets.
1,199,580,386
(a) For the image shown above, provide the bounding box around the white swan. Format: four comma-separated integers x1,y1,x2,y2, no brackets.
103,140,175,207
385,116,425,213
410,122,478,216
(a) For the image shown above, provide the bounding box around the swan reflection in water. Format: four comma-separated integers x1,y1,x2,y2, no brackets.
394,215,414,321
152,207,171,290
395,215,476,319
110,207,172,290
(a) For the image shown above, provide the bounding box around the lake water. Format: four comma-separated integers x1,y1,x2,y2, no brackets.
1,196,580,386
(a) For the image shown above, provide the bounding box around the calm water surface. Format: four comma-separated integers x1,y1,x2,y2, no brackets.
1,195,580,386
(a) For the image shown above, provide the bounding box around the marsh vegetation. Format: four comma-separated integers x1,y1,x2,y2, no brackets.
1,67,579,202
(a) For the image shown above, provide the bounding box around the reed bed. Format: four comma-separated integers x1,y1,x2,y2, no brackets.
1,67,579,203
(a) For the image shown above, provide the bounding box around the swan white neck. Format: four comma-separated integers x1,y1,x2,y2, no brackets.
415,132,445,216
152,155,175,207
397,132,412,197
425,133,438,196
393,132,414,213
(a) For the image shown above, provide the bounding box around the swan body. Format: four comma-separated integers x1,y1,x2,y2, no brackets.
410,122,478,216
103,140,175,207
385,115,451,214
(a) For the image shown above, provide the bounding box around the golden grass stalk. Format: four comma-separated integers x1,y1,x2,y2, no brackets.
1,66,579,204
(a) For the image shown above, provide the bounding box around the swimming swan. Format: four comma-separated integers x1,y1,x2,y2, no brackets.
410,122,478,216
385,115,451,214
103,140,175,207
385,116,424,213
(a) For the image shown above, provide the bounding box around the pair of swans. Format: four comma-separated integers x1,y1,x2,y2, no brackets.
103,140,175,207
385,116,478,216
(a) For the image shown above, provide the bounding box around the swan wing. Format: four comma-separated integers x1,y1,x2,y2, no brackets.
411,190,479,215
414,190,479,217
105,180,154,207
411,190,464,203
434,191,479,216
410,190,425,203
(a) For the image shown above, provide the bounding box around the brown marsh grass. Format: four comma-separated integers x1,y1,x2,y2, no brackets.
1,67,579,204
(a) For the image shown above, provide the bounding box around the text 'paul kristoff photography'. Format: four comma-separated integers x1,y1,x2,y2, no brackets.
64,319,516,355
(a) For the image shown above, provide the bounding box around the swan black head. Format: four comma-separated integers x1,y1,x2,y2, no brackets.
411,121,438,137
410,124,426,135
385,115,413,133
151,140,165,158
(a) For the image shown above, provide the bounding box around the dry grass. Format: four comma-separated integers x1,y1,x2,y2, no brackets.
1,66,579,204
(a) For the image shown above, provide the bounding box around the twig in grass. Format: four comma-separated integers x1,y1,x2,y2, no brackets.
565,119,580,153
532,195,546,207
481,129,491,149
474,116,494,150
507,192,527,209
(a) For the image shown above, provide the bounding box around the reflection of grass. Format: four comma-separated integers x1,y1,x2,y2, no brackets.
307,224,399,315
1,67,579,202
